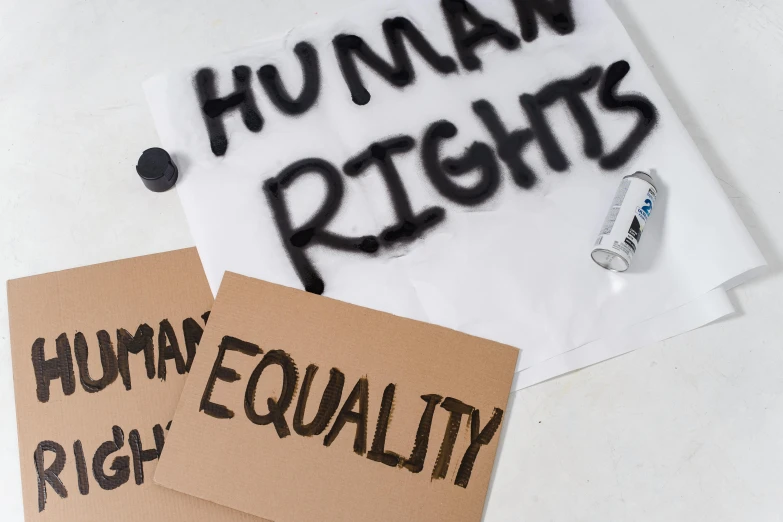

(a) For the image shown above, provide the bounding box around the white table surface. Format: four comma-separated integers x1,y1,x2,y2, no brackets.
1,0,781,520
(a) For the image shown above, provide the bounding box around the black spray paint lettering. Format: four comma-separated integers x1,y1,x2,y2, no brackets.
31,313,210,403
194,0,578,156
422,120,501,204
472,99,537,188
196,41,322,157
34,422,171,511
195,66,264,157
511,0,575,42
264,158,379,295
198,337,505,488
441,0,521,71
343,136,445,245
258,41,321,116
520,65,604,172
334,17,457,106
598,60,658,170
269,60,658,295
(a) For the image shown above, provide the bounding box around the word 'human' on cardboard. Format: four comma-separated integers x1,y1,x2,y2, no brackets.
8,249,261,522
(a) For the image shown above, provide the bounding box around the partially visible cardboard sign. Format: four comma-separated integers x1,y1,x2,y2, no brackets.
7,249,258,522
155,272,519,522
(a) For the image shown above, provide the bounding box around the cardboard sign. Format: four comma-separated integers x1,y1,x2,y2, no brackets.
7,249,258,522
154,273,519,522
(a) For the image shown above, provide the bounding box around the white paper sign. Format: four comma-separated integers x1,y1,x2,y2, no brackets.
145,0,764,374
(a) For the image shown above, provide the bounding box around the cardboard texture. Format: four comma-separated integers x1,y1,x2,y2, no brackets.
155,273,519,522
7,249,258,522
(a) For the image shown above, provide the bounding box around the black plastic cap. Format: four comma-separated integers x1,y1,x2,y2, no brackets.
136,148,178,192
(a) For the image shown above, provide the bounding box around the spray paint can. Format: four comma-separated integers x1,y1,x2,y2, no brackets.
591,171,657,272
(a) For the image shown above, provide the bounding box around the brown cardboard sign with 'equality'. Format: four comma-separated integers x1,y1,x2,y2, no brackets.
154,272,519,522
7,249,259,522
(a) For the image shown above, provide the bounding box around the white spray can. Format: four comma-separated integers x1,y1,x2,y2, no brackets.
591,171,657,272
